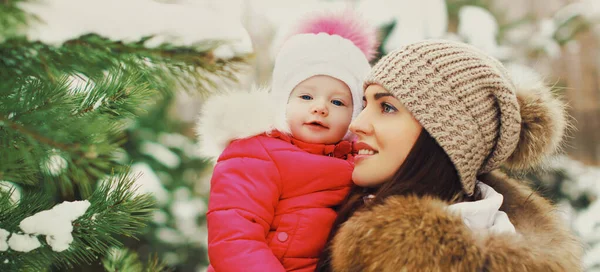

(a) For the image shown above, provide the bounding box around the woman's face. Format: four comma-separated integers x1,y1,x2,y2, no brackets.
350,84,422,187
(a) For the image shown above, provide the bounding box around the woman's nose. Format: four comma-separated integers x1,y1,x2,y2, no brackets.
349,110,373,135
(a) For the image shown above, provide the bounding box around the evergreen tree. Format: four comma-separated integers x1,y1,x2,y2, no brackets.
117,91,217,271
0,1,247,270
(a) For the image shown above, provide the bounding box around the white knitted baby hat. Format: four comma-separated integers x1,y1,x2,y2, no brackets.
271,10,378,137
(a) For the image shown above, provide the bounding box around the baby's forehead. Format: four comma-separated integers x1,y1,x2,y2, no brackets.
292,83,352,97
329,88,353,97
295,75,351,90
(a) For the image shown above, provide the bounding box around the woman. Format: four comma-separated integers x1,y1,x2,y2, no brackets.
316,40,583,271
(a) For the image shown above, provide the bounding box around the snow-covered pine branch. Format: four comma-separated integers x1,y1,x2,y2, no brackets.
0,173,155,270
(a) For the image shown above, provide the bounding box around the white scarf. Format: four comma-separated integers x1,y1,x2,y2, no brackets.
448,182,517,234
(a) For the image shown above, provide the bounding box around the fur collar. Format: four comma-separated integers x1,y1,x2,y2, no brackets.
330,170,583,271
195,86,289,159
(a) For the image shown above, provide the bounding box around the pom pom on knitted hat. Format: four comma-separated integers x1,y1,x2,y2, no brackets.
503,64,569,170
291,9,378,61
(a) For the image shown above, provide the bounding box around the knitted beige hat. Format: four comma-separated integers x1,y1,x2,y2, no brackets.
366,40,567,196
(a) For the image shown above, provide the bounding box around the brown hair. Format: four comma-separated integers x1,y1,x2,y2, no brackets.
316,128,482,271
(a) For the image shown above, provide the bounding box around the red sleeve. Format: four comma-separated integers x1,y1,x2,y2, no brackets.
207,139,285,272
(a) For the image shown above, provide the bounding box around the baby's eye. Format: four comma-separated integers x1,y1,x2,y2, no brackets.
381,102,397,113
300,95,312,100
331,100,345,106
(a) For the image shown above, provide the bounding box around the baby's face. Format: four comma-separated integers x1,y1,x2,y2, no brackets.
286,75,353,144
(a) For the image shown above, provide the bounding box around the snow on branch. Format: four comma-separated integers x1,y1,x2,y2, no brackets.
1,200,90,253
17,0,253,55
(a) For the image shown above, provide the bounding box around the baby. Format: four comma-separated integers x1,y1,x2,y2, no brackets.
197,10,377,272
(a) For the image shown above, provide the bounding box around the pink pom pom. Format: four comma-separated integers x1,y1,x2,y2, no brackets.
292,10,378,61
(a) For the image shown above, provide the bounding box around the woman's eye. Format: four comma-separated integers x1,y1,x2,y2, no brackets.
331,100,344,106
300,95,312,100
381,102,397,113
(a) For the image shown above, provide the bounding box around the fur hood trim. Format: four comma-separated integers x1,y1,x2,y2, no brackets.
195,86,289,159
330,170,583,272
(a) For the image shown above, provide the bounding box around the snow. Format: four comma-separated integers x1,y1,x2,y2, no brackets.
165,187,208,245
549,156,600,199
256,0,347,27
554,3,586,26
358,0,448,52
574,200,600,241
553,0,600,43
19,200,90,252
261,0,448,54
130,163,169,206
171,196,206,221
584,242,600,270
157,132,207,159
355,0,396,27
156,227,185,244
0,181,21,205
91,96,105,111
153,210,168,225
162,251,180,266
545,155,600,269
158,133,190,150
531,19,561,59
255,0,348,61
7,234,41,253
42,152,68,176
585,0,600,20
458,6,507,59
110,148,129,164
156,133,217,159
258,0,453,58
66,73,93,95
173,186,191,200
171,194,206,221
212,46,236,60
0,228,9,251
139,141,180,169
17,0,252,56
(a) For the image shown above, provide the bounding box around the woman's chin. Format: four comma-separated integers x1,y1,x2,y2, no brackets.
352,169,383,188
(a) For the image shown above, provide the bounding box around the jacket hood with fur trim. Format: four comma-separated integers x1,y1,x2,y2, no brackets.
195,86,289,159
329,170,584,272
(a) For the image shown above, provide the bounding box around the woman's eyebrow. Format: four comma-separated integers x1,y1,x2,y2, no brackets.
374,93,393,100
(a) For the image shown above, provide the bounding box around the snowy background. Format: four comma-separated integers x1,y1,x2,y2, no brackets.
9,0,599,271
243,2,600,270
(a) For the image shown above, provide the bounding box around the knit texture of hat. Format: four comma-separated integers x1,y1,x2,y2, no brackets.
365,40,522,195
271,10,377,138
